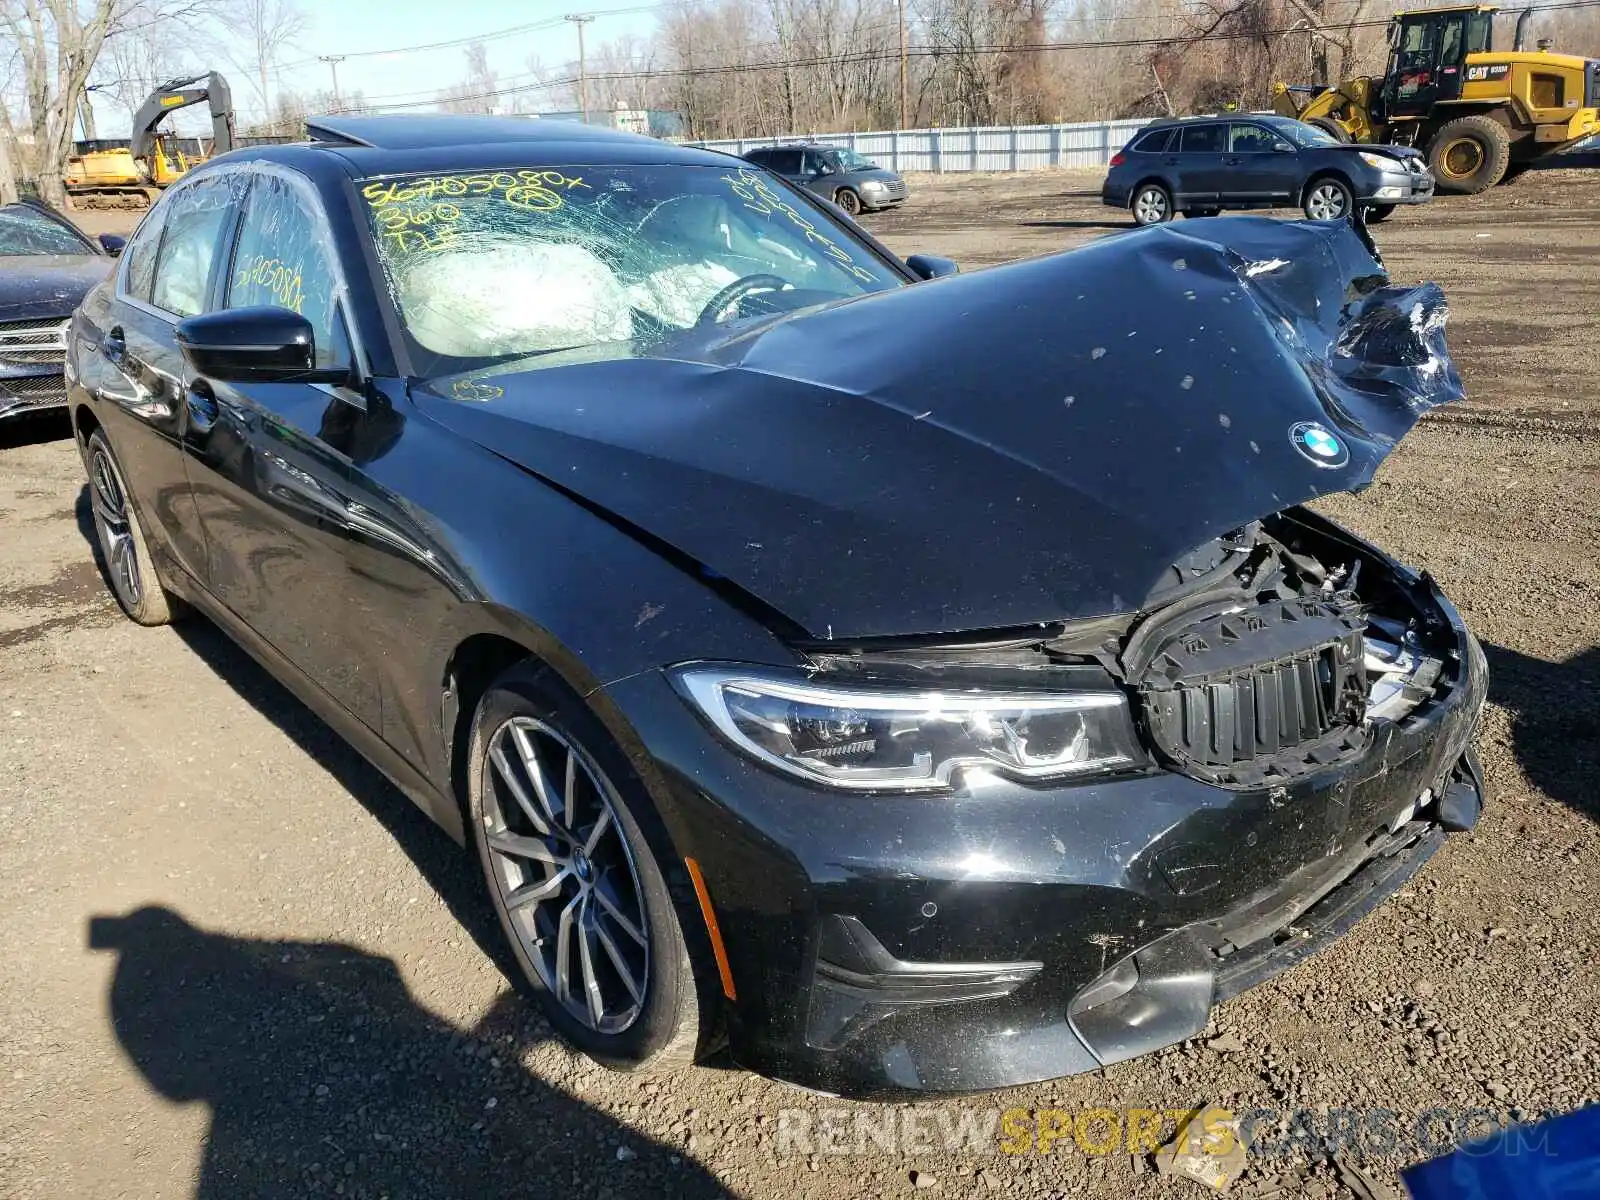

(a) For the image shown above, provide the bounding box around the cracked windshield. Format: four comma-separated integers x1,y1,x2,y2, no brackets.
360,164,904,376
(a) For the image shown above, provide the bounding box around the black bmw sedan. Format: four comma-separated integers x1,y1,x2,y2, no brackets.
1,200,122,425
67,114,1486,1098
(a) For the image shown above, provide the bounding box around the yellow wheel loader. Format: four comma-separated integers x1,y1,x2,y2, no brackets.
1273,6,1600,193
64,73,235,210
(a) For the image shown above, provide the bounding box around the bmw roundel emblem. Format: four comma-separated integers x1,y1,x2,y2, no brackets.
1289,421,1349,469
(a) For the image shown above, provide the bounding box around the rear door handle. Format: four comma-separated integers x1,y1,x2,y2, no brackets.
1222,156,1243,165
186,380,219,432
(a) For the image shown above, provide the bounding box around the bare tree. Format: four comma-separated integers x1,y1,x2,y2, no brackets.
438,41,499,114
1,0,234,205
219,0,309,121
0,104,20,203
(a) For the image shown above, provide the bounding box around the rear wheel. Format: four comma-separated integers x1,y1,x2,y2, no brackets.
1130,182,1173,225
1303,175,1354,221
467,662,704,1072
833,187,862,216
1427,115,1511,194
84,429,185,626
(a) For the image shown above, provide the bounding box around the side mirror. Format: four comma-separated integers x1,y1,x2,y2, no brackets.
98,233,126,256
1274,141,1296,153
905,254,959,281
175,307,344,384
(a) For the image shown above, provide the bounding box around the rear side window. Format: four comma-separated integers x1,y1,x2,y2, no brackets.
1133,128,1175,153
765,149,803,174
744,149,772,166
120,209,167,302
1179,125,1225,153
150,177,235,318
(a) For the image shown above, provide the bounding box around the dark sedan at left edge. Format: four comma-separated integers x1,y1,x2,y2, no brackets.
67,114,1486,1099
0,200,122,426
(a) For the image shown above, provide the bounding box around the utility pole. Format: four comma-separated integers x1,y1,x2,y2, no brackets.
566,14,595,123
319,55,347,110
897,0,909,129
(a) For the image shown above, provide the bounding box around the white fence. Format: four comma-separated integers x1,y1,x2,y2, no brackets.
691,118,1153,172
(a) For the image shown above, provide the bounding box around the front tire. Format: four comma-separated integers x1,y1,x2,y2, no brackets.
1303,175,1354,220
467,662,703,1072
84,428,185,626
1427,115,1511,194
833,187,862,216
1130,182,1173,226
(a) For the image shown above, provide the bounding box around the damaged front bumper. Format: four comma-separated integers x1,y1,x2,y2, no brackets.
605,563,1487,1099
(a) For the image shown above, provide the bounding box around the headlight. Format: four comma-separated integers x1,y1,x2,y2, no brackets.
1359,152,1397,170
859,179,888,192
672,666,1144,791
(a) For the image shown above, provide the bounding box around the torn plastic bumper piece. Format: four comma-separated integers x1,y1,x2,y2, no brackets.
1071,753,1484,1066
805,915,1043,1051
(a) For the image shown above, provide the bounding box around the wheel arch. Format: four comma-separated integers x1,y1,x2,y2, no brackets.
437,610,682,849
1301,168,1355,205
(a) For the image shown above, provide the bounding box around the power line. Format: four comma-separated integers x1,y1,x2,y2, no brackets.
322,0,1600,115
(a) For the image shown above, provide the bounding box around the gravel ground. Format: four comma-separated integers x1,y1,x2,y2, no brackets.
1,169,1597,1200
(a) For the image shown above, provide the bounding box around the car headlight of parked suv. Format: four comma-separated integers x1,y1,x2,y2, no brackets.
673,666,1145,790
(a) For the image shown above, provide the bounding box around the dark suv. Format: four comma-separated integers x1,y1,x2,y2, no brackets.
1102,115,1434,225
743,143,908,215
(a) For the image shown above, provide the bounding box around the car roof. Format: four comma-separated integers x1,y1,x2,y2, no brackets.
200,113,740,178
1143,114,1286,127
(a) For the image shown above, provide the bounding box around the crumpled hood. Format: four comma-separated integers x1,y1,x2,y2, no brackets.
416,216,1462,641
0,255,110,321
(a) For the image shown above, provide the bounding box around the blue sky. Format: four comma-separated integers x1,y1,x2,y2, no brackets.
96,0,662,131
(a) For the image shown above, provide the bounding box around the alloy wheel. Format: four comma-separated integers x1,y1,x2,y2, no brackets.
482,716,650,1034
835,188,862,216
1133,187,1169,224
1306,182,1350,221
89,446,142,608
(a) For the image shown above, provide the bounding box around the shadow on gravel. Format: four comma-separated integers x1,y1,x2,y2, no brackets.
1483,643,1600,824
89,906,731,1199
0,408,72,449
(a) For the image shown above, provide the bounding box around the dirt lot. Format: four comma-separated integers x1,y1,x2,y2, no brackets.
2,171,1598,1200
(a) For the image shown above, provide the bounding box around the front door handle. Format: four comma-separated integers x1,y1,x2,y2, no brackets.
186,380,220,432
1222,156,1243,165
1162,157,1179,166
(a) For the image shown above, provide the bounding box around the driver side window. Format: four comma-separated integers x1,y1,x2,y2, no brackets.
225,173,343,369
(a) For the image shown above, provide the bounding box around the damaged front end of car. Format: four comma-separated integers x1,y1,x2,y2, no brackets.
424,213,1487,1096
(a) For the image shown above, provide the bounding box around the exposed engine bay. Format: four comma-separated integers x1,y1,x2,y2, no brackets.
804,507,1457,791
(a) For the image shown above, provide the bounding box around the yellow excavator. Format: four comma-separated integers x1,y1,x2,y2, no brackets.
1273,5,1600,193
64,73,235,209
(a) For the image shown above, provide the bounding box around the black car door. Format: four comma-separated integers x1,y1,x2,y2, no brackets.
1175,123,1226,202
178,167,382,729
86,178,236,583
